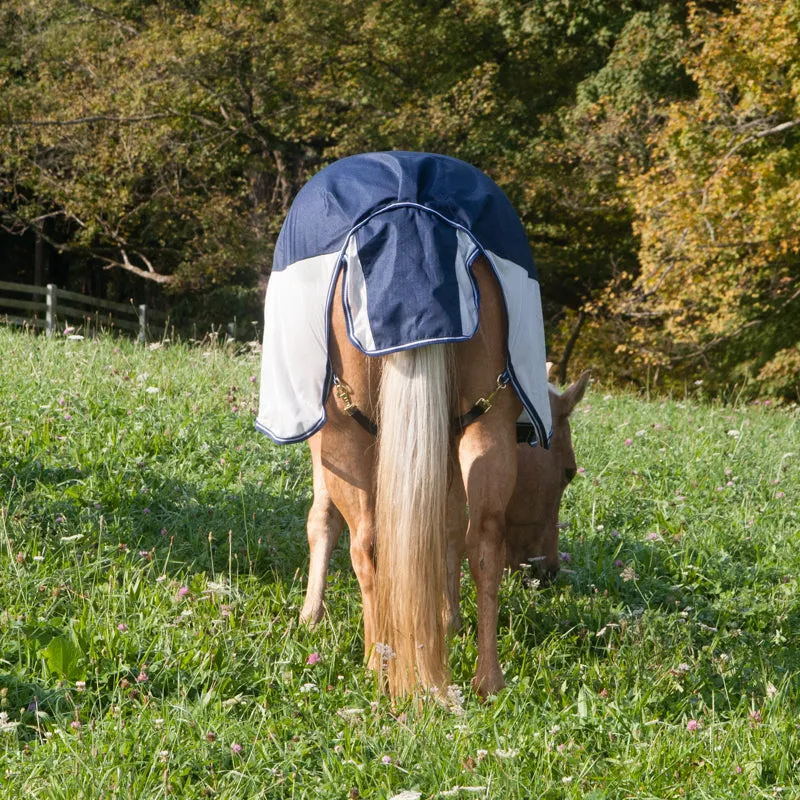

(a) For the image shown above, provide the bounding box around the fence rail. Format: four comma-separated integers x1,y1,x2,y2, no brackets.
0,280,166,342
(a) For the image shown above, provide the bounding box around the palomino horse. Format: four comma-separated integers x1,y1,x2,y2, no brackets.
257,152,571,697
295,258,585,697
299,366,588,608
300,357,589,695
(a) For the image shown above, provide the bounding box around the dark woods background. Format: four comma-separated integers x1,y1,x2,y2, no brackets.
1,1,798,399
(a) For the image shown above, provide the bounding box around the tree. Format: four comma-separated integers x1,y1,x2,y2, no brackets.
1,1,694,300
600,0,800,399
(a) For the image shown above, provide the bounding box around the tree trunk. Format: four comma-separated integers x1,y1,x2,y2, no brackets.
556,311,585,386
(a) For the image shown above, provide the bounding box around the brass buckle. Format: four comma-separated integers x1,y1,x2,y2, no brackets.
334,378,357,415
474,372,509,413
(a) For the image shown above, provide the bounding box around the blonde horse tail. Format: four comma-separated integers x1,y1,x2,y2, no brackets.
375,343,454,698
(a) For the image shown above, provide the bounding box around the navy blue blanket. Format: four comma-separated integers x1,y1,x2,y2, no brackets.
257,152,551,446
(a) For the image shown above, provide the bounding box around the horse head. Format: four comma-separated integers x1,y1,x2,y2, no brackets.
504,370,590,582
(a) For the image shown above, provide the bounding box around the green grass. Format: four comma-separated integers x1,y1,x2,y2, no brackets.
1,326,798,799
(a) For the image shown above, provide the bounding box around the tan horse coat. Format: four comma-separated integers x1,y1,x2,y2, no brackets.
298,257,589,697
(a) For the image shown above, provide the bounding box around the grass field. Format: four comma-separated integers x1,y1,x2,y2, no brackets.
1,326,798,799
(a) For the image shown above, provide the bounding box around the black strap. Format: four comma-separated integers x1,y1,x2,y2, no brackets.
452,401,492,434
332,371,521,440
349,407,379,437
345,402,535,442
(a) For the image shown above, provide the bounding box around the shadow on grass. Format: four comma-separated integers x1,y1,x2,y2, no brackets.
1,452,316,583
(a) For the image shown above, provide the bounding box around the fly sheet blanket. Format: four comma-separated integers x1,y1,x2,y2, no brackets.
256,151,552,447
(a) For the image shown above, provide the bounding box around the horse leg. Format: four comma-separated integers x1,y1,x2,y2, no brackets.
317,421,379,664
321,269,381,666
455,255,521,697
300,433,345,625
459,416,518,697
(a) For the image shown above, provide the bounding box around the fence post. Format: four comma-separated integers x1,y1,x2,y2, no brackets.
46,284,57,337
138,304,148,344
227,317,237,341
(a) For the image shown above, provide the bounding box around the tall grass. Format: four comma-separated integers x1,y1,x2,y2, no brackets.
1,327,798,798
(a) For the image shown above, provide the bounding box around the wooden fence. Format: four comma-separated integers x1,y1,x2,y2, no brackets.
0,280,168,342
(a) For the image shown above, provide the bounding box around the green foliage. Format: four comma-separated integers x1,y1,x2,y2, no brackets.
0,1,691,301
1,328,799,797
42,636,85,682
596,0,800,400
1,1,797,398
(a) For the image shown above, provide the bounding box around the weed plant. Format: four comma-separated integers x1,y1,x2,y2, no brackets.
0,328,798,798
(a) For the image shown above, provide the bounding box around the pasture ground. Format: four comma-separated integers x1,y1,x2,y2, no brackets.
1,327,798,799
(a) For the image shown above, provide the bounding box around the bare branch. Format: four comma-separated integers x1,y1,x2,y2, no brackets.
70,1,141,37
99,251,174,285
714,119,800,172
133,250,156,274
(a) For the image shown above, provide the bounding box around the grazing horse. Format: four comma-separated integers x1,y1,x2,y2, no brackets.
299,368,590,636
257,152,567,697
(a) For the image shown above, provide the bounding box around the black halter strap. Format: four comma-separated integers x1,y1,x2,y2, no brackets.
332,371,515,439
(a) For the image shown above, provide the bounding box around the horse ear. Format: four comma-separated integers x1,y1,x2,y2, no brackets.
559,370,591,416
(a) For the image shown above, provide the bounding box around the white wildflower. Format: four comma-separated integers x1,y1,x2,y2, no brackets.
374,642,396,660
0,713,19,733
447,684,465,714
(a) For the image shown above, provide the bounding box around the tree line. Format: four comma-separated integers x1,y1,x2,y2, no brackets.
1,0,797,399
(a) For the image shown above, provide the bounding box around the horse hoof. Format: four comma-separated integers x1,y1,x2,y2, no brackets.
472,672,505,699
299,608,323,626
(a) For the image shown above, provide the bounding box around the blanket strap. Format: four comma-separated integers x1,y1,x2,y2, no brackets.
453,370,510,433
332,370,511,438
333,376,379,436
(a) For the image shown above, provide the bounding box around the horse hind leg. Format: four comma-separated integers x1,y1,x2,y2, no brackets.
459,412,518,697
316,422,380,667
300,433,345,626
455,255,521,697
321,269,382,665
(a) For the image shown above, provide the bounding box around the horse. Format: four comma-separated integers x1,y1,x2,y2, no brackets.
299,366,590,638
291,260,588,698
256,151,580,697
